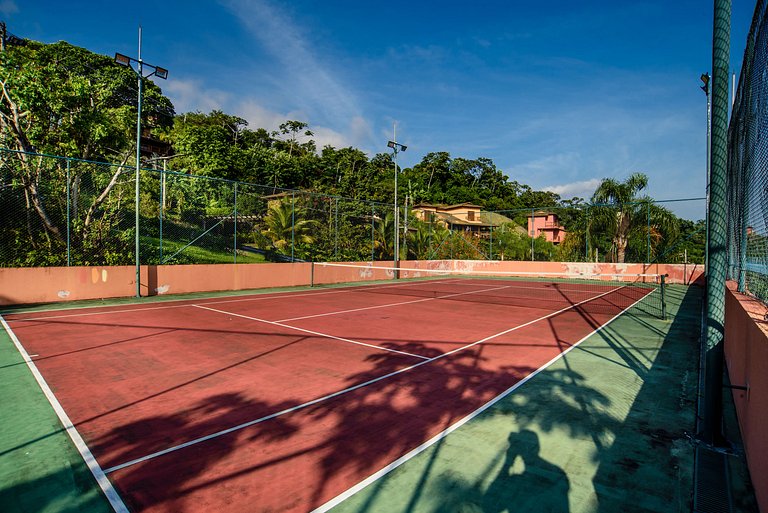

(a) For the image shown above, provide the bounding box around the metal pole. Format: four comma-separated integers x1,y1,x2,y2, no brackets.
234,183,238,264
489,216,493,260
403,194,408,260
586,205,590,261
334,197,339,260
701,0,730,446
292,192,296,262
66,159,71,266
393,125,399,275
134,27,143,298
371,204,375,262
160,160,164,262
705,80,712,274
531,208,535,261
646,202,651,263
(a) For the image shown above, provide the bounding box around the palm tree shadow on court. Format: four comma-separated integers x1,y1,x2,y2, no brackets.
0,283,699,513
89,392,299,513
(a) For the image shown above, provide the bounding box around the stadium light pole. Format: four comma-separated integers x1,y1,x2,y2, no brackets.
701,72,711,276
115,27,168,298
388,132,407,278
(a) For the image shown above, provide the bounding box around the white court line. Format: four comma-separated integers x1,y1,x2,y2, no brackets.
311,286,656,513
102,284,625,475
277,283,514,322
0,315,129,513
193,304,430,360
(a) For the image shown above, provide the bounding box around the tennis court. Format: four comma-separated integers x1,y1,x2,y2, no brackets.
1,267,665,513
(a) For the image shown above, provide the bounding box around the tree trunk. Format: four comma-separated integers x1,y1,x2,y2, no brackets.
614,210,631,263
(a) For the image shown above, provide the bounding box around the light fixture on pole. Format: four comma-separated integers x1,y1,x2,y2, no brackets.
387,136,407,277
115,27,168,298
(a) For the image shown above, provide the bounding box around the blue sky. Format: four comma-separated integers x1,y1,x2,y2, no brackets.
3,1,757,219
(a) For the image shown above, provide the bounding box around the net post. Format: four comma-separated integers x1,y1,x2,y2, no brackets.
661,274,667,320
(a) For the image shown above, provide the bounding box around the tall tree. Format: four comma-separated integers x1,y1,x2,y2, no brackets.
589,173,677,263
0,37,173,264
273,120,314,157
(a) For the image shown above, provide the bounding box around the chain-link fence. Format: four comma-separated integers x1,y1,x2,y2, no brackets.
1,147,706,268
727,0,768,305
488,199,705,265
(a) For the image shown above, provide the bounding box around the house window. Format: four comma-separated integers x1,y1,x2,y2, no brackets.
467,211,475,221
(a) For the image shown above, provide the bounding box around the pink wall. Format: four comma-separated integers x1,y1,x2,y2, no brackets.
0,260,703,307
0,266,138,305
724,284,768,513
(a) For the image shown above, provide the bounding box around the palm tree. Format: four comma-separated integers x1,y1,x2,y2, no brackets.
374,211,395,260
261,199,317,256
407,219,433,259
590,173,678,263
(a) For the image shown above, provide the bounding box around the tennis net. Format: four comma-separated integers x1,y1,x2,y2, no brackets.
309,262,668,320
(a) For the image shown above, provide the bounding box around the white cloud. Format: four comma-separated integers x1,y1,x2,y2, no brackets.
543,178,602,200
163,79,230,114
222,0,364,130
165,78,368,151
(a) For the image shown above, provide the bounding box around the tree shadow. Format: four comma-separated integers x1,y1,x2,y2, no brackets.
91,392,299,512
2,283,701,512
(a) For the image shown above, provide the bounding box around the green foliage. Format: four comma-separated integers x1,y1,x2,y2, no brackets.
491,224,557,261
0,33,705,268
259,199,318,259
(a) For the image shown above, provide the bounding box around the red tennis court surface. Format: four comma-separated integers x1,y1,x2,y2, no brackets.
4,278,655,512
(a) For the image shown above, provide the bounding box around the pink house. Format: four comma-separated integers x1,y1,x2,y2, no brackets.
527,211,567,245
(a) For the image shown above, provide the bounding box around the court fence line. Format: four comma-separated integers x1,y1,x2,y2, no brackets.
726,0,768,308
1,147,704,269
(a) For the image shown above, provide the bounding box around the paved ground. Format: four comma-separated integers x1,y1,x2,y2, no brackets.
0,284,757,513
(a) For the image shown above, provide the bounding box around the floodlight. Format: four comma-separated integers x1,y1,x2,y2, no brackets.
700,73,710,95
114,53,132,66
387,141,396,149
154,66,168,80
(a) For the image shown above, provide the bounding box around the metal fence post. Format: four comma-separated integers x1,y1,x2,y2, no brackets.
647,201,651,263
371,205,375,262
334,197,339,260
159,163,164,263
586,205,590,262
489,215,493,260
66,159,71,266
531,207,535,261
234,182,238,264
291,192,295,262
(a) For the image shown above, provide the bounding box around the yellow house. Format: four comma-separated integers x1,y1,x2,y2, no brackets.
412,203,518,237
